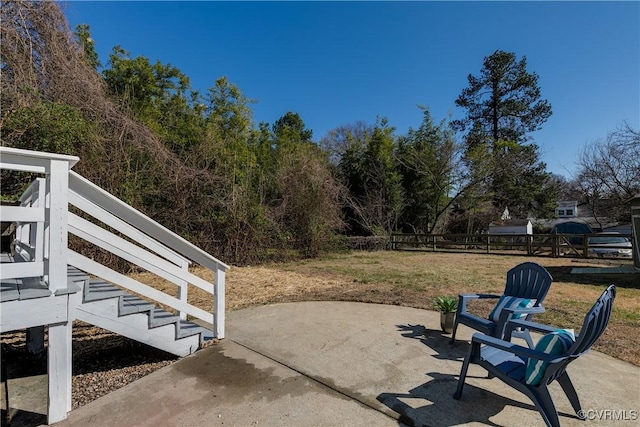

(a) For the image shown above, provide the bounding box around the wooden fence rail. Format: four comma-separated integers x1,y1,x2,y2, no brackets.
390,233,634,259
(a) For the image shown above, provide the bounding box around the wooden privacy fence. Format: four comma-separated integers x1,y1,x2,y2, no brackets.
390,233,634,259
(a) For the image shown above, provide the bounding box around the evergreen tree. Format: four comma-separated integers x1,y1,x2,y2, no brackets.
336,118,404,235
272,111,313,147
103,47,204,153
74,24,101,70
396,107,456,233
454,50,555,218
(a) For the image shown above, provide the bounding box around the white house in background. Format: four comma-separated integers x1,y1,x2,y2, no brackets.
489,219,533,235
556,201,578,218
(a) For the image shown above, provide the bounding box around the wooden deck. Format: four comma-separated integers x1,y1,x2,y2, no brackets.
571,265,639,275
1,253,85,303
1,253,50,301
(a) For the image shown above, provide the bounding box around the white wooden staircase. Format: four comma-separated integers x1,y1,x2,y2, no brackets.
73,266,209,357
0,147,229,423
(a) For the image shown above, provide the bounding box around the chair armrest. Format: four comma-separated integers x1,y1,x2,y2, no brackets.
471,333,565,364
459,293,501,300
503,305,545,316
497,305,546,329
504,318,561,337
458,293,501,312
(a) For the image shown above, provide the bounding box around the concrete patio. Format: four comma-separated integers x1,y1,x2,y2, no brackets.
6,301,640,426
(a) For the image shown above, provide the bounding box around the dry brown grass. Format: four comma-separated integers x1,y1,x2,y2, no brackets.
156,251,640,366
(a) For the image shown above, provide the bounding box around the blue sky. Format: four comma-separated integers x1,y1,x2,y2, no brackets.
63,1,639,179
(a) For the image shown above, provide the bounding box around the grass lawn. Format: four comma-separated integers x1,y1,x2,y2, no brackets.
207,251,640,366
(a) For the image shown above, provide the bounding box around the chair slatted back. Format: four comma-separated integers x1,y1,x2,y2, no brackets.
504,262,553,303
544,285,616,385
571,284,616,356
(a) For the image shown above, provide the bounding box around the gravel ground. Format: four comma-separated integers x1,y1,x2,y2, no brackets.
1,323,178,410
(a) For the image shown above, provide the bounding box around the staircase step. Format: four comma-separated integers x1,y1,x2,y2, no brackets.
78,277,210,355
67,266,89,283
150,309,211,342
119,295,155,316
177,320,207,339
149,308,181,329
84,280,127,302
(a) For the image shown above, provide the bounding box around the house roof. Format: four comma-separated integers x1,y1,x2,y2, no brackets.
489,219,532,227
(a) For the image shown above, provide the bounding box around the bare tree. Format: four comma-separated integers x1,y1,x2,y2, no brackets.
574,122,640,223
272,146,345,256
1,1,220,259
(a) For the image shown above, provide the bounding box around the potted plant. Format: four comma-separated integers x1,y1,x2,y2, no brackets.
434,295,458,333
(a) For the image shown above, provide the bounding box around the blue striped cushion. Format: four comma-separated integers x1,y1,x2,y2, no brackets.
525,329,575,385
488,296,536,322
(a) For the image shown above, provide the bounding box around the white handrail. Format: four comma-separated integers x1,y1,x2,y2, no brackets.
68,251,214,324
2,147,227,337
0,205,44,223
19,177,42,204
0,146,79,172
68,190,190,267
68,171,229,272
68,213,214,294
68,170,228,333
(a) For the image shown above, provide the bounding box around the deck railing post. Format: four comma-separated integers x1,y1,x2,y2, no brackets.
45,158,73,423
47,319,73,423
46,159,69,293
33,178,46,263
178,260,189,320
213,266,226,339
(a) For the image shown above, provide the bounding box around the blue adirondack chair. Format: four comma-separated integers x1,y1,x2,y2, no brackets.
450,262,553,347
454,284,616,427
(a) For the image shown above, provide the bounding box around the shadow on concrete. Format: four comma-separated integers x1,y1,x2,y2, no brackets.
396,324,468,361
377,372,522,427
390,325,522,426
2,341,47,427
377,371,581,427
2,408,47,427
387,323,586,426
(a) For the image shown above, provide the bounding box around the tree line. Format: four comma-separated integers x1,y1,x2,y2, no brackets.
1,2,637,264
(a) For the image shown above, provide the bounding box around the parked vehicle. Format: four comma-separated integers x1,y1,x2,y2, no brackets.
587,233,633,258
